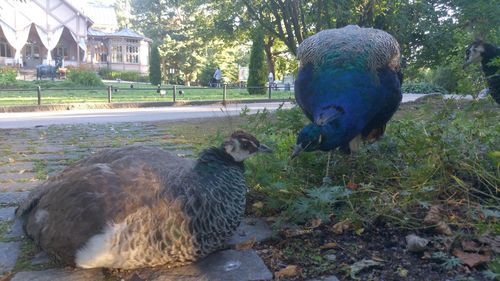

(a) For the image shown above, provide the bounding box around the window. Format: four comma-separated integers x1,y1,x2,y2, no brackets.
111,39,123,62
0,38,12,57
92,42,108,62
53,44,68,60
125,39,139,64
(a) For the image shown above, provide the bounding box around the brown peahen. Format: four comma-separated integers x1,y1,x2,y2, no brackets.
16,131,272,269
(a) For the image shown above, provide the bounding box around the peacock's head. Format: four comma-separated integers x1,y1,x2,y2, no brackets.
223,131,272,162
292,123,323,158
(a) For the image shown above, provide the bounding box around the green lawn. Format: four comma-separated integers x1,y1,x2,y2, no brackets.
0,81,294,106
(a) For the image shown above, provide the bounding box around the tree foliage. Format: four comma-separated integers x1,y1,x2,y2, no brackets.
149,45,162,85
247,28,268,95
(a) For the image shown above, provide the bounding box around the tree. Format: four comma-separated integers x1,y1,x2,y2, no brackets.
247,28,267,95
149,45,162,85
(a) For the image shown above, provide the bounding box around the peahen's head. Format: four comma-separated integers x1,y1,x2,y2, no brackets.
292,124,323,158
223,131,272,162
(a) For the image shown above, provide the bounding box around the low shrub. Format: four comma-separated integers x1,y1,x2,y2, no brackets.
232,98,498,232
0,66,18,86
98,68,148,82
402,81,448,94
67,68,104,87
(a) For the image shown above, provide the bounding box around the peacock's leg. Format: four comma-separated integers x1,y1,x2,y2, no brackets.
322,151,332,185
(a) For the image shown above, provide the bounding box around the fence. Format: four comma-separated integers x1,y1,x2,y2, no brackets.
0,83,295,106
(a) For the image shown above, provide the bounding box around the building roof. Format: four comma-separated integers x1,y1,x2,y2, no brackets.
81,4,118,32
88,27,152,42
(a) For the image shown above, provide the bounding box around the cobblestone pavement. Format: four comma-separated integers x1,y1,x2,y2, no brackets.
0,121,276,281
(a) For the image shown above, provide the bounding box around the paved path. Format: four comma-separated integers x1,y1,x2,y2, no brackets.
0,102,294,129
0,94,476,129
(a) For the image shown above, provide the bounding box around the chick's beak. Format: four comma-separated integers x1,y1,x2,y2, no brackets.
291,144,303,159
258,143,273,153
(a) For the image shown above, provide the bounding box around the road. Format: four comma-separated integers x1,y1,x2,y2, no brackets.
0,102,295,129
0,94,473,129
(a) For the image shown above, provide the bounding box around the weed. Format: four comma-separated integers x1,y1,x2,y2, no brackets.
240,98,499,233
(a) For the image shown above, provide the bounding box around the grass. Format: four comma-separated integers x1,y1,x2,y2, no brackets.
0,80,294,106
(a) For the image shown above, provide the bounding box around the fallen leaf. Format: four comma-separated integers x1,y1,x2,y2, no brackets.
346,181,359,190
252,201,264,209
435,221,453,236
319,242,338,250
423,205,452,235
331,219,352,235
423,205,443,224
406,234,429,253
234,237,256,251
309,218,322,229
461,240,481,252
350,259,381,279
478,234,500,254
18,169,26,174
397,266,409,278
453,249,491,267
274,265,300,278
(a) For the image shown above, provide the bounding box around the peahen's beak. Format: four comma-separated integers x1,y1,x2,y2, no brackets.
258,143,273,153
291,144,303,159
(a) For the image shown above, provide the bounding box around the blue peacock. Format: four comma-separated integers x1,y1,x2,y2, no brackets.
292,25,403,158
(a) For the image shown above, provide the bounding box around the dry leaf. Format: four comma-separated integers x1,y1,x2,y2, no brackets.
234,236,256,251
435,221,452,236
453,249,491,267
252,201,264,209
423,205,452,235
423,205,443,224
18,169,26,174
331,219,352,235
350,259,381,279
319,242,338,250
478,234,500,254
309,218,322,229
282,227,310,238
274,265,300,278
461,240,481,252
346,181,359,190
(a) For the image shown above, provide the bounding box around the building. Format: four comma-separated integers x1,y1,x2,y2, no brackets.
0,0,150,74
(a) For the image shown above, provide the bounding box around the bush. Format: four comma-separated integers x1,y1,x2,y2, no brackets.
0,66,17,86
198,62,218,86
98,68,148,82
67,68,104,87
149,44,161,85
402,81,448,94
247,28,268,95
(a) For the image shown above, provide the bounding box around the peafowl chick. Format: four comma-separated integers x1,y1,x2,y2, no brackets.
292,25,403,157
16,131,272,269
463,40,500,104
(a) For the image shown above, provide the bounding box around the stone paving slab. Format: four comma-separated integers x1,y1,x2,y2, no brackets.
0,172,37,181
0,242,21,275
10,268,105,281
141,249,272,281
228,217,274,246
5,219,24,239
0,192,29,205
0,207,16,221
1,181,40,192
0,163,34,173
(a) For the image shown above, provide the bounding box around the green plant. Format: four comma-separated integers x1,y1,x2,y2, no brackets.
247,28,268,95
67,68,104,87
149,44,162,85
401,81,448,94
0,66,18,86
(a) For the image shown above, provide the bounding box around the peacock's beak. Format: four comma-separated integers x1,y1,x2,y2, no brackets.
291,144,303,159
258,143,273,153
